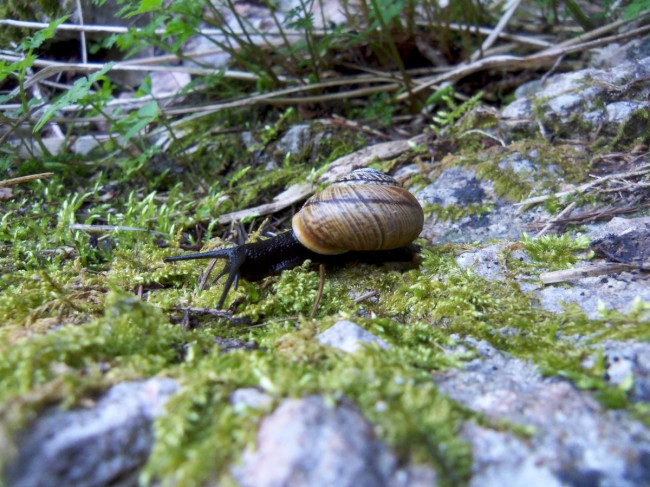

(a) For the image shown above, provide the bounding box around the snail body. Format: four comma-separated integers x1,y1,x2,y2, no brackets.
165,168,424,308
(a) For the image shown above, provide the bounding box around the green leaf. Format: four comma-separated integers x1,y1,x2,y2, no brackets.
122,101,160,140
19,17,70,52
623,0,650,19
33,63,114,133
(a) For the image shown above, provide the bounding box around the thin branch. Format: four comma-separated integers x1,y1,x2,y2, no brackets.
0,18,326,37
199,259,220,292
353,290,379,303
515,163,650,207
444,22,552,48
535,201,577,237
68,224,168,236
217,182,313,225
398,21,650,101
540,263,636,284
0,53,297,80
168,306,250,325
470,0,522,61
74,0,88,64
0,172,54,187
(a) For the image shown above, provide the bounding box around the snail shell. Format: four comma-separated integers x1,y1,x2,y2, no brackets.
292,168,424,255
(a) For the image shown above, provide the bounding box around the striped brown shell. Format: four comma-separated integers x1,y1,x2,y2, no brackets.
292,168,424,255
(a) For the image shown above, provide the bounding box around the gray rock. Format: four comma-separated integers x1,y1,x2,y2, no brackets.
605,101,650,124
417,166,552,245
421,197,549,245
501,98,533,120
389,465,439,487
536,263,649,319
462,423,562,487
317,320,391,353
232,396,437,487
591,38,650,68
589,216,650,242
497,153,538,180
456,242,531,283
584,341,650,402
500,40,650,138
547,90,589,118
5,378,179,487
531,218,650,319
435,350,650,487
274,124,312,156
589,217,650,270
393,164,421,179
416,167,489,207
230,388,274,412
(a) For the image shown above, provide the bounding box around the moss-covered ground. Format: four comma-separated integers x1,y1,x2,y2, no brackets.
1,113,649,486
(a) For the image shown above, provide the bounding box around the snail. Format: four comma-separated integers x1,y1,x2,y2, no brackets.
164,168,424,308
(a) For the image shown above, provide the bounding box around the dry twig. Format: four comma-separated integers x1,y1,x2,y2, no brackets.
471,0,522,61
68,224,168,236
310,264,326,319
535,201,577,237
0,172,54,187
515,163,650,207
398,19,650,101
540,263,636,284
168,306,250,325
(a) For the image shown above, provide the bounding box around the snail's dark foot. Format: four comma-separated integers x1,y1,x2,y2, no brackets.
318,243,422,268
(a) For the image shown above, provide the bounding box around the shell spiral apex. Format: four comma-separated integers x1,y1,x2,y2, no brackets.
292,168,424,255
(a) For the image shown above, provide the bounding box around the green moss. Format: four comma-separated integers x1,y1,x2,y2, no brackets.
521,232,591,270
0,290,220,476
472,141,591,202
3,202,648,485
476,159,532,201
244,261,340,317
609,107,650,149
143,321,473,486
138,236,650,485
4,7,650,485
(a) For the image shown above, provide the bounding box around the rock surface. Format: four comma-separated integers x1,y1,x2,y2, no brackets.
536,265,649,318
436,340,650,487
416,165,550,244
501,48,650,139
585,340,650,403
317,320,392,353
4,379,179,487
232,396,437,487
456,242,531,283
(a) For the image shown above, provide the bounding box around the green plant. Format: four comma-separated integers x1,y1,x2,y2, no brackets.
429,89,484,135
0,18,68,156
623,0,650,18
521,232,590,270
